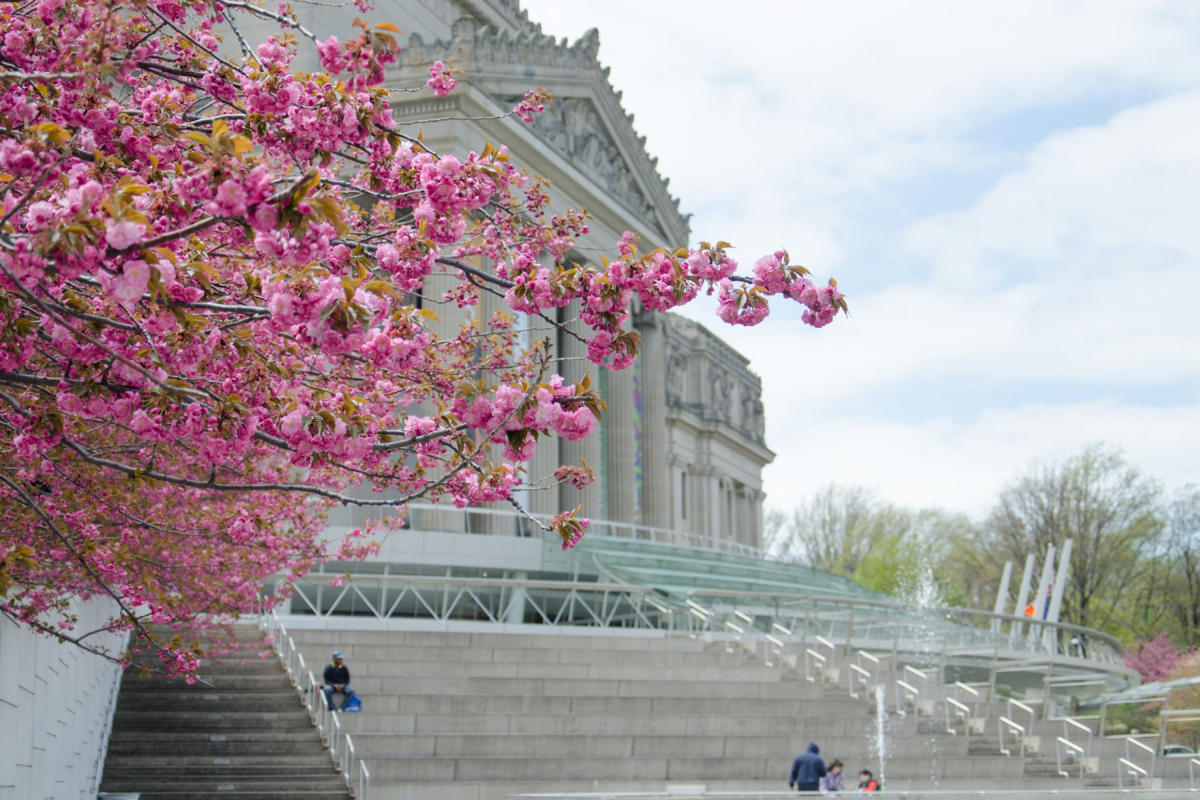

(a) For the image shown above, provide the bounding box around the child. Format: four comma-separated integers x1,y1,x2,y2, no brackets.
820,759,845,793
857,769,880,792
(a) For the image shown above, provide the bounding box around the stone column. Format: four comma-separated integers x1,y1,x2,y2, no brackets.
606,359,637,525
558,301,603,519
636,313,669,528
525,310,560,519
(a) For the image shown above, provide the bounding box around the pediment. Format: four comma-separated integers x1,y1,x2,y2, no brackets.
390,17,689,244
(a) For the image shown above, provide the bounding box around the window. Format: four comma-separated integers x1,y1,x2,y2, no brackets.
680,472,687,520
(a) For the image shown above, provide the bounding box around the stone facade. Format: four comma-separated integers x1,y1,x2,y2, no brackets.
262,1,772,552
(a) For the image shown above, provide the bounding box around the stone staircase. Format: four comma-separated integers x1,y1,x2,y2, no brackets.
99,624,349,800
284,626,1045,800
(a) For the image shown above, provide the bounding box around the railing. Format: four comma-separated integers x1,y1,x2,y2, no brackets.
1058,716,1093,779
1055,736,1085,778
327,500,766,559
1006,698,1036,736
998,715,1025,759
271,571,1130,677
847,649,879,699
666,586,1128,670
261,609,371,798
1117,736,1155,789
804,647,827,683
945,697,971,735
1190,757,1200,789
895,678,920,717
848,662,872,700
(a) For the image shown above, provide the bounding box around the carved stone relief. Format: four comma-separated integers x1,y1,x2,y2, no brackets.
741,382,765,437
665,347,688,406
709,368,733,421
511,96,657,221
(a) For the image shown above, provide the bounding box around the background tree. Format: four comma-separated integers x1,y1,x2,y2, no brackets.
0,0,845,674
1164,486,1200,647
766,484,879,574
852,507,975,605
983,444,1162,634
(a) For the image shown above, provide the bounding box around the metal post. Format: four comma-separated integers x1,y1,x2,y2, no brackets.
1029,546,1055,650
992,562,1013,633
1012,554,1036,637
1046,539,1073,631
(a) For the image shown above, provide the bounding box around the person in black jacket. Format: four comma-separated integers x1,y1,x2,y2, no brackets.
321,651,356,711
788,741,827,792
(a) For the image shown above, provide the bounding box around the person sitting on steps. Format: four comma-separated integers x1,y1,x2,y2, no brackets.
321,651,356,711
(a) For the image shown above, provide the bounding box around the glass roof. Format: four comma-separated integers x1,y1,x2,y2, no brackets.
578,536,896,603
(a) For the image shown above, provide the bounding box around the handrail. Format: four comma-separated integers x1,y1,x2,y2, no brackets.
260,608,370,799
1064,717,1091,734
1126,736,1155,755
848,662,872,699
1118,756,1147,789
998,716,1025,760
804,647,827,683
1057,736,1084,754
895,678,919,718
1008,698,1035,716
1118,736,1155,790
954,681,980,698
945,696,971,736
1119,757,1147,774
999,716,1025,734
680,586,1127,654
1189,756,1200,789
1056,736,1085,779
358,760,371,799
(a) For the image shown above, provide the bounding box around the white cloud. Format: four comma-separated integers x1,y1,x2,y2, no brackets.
764,400,1200,514
517,1,1200,514
907,91,1200,288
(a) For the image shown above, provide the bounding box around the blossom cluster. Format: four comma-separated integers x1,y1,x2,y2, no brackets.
0,0,843,675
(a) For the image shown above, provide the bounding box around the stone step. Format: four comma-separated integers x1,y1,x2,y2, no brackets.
111,709,315,730
100,762,343,782
100,778,347,794
124,660,288,676
346,731,961,760
104,754,337,770
305,657,785,683
119,674,294,690
113,692,302,711
340,674,821,699
358,692,858,717
298,640,751,663
100,794,347,800
107,738,330,756
108,729,320,744
335,710,883,737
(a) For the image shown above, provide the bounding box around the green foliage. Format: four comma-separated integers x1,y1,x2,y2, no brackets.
769,445,1200,648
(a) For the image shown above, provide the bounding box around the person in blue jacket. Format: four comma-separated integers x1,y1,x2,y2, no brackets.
789,742,827,792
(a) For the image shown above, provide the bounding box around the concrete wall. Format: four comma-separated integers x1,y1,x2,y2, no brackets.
0,598,125,800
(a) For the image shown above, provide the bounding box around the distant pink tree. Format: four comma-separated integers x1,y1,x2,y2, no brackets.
1124,633,1187,683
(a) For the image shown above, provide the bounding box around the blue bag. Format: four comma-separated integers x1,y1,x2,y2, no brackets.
343,694,362,712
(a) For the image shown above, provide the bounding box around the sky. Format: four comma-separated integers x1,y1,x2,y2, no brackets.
519,0,1200,516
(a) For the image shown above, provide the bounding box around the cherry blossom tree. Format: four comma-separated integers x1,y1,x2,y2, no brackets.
1124,632,1187,684
0,0,845,675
